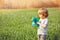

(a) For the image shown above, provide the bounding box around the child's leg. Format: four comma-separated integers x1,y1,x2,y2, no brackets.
38,35,41,40
40,35,46,40
38,35,46,40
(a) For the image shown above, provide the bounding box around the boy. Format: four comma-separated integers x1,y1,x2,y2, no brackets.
37,8,48,40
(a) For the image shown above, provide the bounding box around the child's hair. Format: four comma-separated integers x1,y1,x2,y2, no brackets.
38,8,48,17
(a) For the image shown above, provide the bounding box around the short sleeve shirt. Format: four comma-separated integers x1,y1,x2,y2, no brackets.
37,18,48,35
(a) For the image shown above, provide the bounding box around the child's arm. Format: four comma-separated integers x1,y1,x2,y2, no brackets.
37,20,48,28
37,22,47,28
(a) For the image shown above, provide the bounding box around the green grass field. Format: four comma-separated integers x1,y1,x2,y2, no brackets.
0,8,60,40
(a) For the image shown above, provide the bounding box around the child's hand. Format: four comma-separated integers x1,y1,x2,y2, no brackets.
37,22,40,25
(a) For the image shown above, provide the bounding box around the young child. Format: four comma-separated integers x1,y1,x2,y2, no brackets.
37,8,48,40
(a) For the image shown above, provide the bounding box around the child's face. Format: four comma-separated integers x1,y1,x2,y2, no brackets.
38,10,46,19
39,14,43,18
